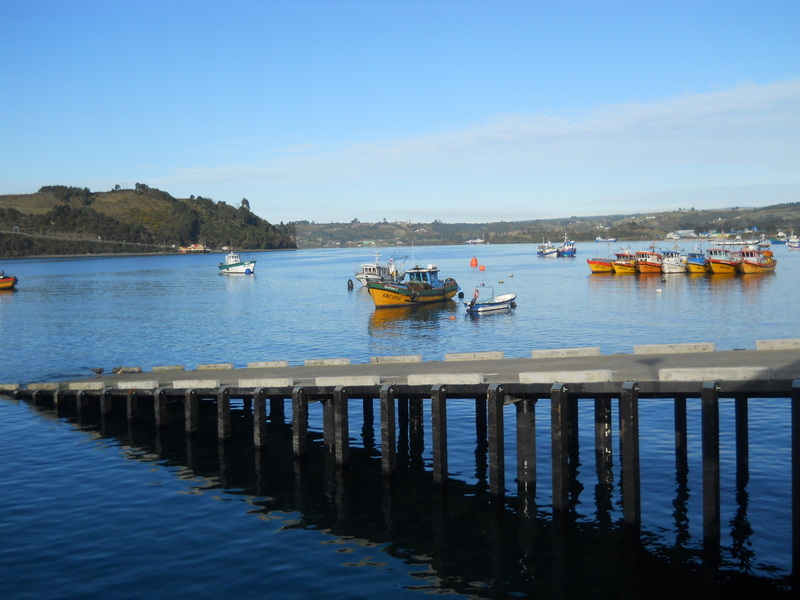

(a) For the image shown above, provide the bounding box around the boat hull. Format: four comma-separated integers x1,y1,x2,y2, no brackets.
368,280,460,308
0,276,18,290
738,257,777,274
587,258,614,273
685,261,708,273
465,293,517,314
636,262,662,274
218,260,257,274
612,261,636,274
707,260,737,274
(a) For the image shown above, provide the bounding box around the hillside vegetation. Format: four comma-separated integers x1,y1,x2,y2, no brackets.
2,184,799,256
294,203,800,247
0,185,296,258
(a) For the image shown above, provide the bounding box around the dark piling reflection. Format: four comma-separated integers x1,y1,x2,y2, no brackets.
20,392,795,599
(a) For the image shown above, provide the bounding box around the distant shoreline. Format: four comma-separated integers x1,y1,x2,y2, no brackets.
0,247,297,261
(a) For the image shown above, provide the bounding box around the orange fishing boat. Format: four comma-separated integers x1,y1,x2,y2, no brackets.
0,272,18,290
634,250,662,274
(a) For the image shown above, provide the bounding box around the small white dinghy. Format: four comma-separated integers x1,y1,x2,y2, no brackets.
464,284,517,314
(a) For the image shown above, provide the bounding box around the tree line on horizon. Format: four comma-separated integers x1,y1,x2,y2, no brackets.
0,185,297,258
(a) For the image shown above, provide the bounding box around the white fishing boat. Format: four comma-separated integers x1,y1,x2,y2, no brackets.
355,251,404,286
218,250,256,274
660,249,685,274
464,284,517,314
537,239,558,257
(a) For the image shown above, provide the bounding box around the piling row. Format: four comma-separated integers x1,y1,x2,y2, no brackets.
8,377,800,558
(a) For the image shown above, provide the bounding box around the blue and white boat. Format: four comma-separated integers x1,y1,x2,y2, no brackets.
556,234,577,257
537,239,558,257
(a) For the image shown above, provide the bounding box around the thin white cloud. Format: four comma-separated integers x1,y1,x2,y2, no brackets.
146,78,800,223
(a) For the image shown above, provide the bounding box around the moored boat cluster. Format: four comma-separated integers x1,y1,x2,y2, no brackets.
588,242,778,275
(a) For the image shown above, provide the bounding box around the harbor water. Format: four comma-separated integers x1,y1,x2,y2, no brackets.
0,242,797,598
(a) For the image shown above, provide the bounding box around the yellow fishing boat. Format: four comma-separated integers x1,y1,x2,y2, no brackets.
367,264,460,308
706,247,739,274
737,247,777,274
586,257,614,273
612,251,637,274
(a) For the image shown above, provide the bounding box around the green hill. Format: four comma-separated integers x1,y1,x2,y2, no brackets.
293,204,800,247
0,184,296,258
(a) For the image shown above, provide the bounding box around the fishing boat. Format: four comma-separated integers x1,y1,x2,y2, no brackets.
771,231,788,244
218,250,257,274
788,241,800,250
634,250,663,274
464,284,517,314
737,247,777,274
367,264,460,308
660,249,685,274
0,272,18,290
354,251,404,287
595,236,617,243
537,239,558,257
612,250,637,274
556,234,577,257
706,247,739,274
587,256,615,273
685,249,708,273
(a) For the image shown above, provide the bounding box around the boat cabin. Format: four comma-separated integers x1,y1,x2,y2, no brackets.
405,265,441,290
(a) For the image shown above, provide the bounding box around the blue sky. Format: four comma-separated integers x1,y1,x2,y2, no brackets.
2,1,798,224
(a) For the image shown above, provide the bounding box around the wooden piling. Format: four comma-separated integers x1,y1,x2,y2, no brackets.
674,394,688,466
550,383,569,512
253,388,267,447
487,383,505,498
431,384,448,486
379,385,397,476
217,386,231,440
701,381,721,552
323,396,335,450
333,386,349,466
154,388,168,428
184,389,198,434
76,390,89,415
100,388,112,417
619,381,641,528
292,386,308,458
515,397,536,495
126,389,140,421
594,396,612,463
735,395,749,485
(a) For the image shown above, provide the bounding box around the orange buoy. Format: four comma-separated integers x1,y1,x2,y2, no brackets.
470,256,478,267
479,265,486,271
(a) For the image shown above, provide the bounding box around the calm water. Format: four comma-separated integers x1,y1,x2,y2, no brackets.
1,243,798,598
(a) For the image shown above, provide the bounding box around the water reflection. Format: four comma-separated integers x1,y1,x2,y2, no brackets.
21,392,793,599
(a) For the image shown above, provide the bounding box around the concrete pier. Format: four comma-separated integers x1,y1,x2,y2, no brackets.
3,340,800,582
